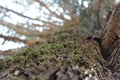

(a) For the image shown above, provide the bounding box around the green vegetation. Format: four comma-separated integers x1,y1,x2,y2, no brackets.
0,32,99,80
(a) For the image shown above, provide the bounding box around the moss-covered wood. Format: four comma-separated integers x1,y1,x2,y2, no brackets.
0,33,99,80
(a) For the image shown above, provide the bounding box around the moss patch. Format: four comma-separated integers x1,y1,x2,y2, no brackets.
0,33,99,80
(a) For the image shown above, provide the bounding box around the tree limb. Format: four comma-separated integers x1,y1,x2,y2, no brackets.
34,0,69,21
0,5,54,23
0,34,47,46
97,0,102,29
0,20,62,37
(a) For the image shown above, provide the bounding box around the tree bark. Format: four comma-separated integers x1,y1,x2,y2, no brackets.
96,3,120,80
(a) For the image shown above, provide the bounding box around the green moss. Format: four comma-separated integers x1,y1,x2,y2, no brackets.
0,33,99,80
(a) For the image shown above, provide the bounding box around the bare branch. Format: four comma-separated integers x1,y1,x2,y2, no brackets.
0,34,26,43
0,6,40,21
97,0,102,29
0,6,53,23
34,0,69,21
0,20,62,37
0,20,42,36
0,34,47,46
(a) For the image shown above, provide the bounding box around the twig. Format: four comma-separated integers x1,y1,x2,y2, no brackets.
97,0,102,30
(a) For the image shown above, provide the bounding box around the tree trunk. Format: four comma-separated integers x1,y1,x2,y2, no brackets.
96,3,120,80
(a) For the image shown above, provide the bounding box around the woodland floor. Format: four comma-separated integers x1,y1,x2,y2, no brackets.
0,32,100,80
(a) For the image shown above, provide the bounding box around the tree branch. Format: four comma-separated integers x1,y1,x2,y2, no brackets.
0,20,62,37
34,0,69,21
0,5,54,23
0,34,47,46
97,0,102,29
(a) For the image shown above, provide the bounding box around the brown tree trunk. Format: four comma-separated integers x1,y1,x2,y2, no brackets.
96,3,120,80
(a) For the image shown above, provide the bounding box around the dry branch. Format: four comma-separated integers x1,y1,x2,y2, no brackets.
34,0,69,21
0,6,40,21
0,34,46,46
0,20,61,37
0,5,56,24
0,34,26,43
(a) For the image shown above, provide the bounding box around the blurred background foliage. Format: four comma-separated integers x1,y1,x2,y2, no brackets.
0,0,119,47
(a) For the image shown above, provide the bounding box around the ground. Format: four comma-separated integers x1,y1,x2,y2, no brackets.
0,32,100,80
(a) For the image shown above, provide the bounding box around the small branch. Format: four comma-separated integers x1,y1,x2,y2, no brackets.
0,34,47,46
0,6,52,23
0,34,26,43
34,0,68,21
97,0,102,29
0,20,62,37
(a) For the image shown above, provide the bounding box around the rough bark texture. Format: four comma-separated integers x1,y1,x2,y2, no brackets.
93,3,120,80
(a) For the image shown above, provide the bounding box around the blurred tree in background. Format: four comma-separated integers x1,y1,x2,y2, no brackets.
0,0,119,46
